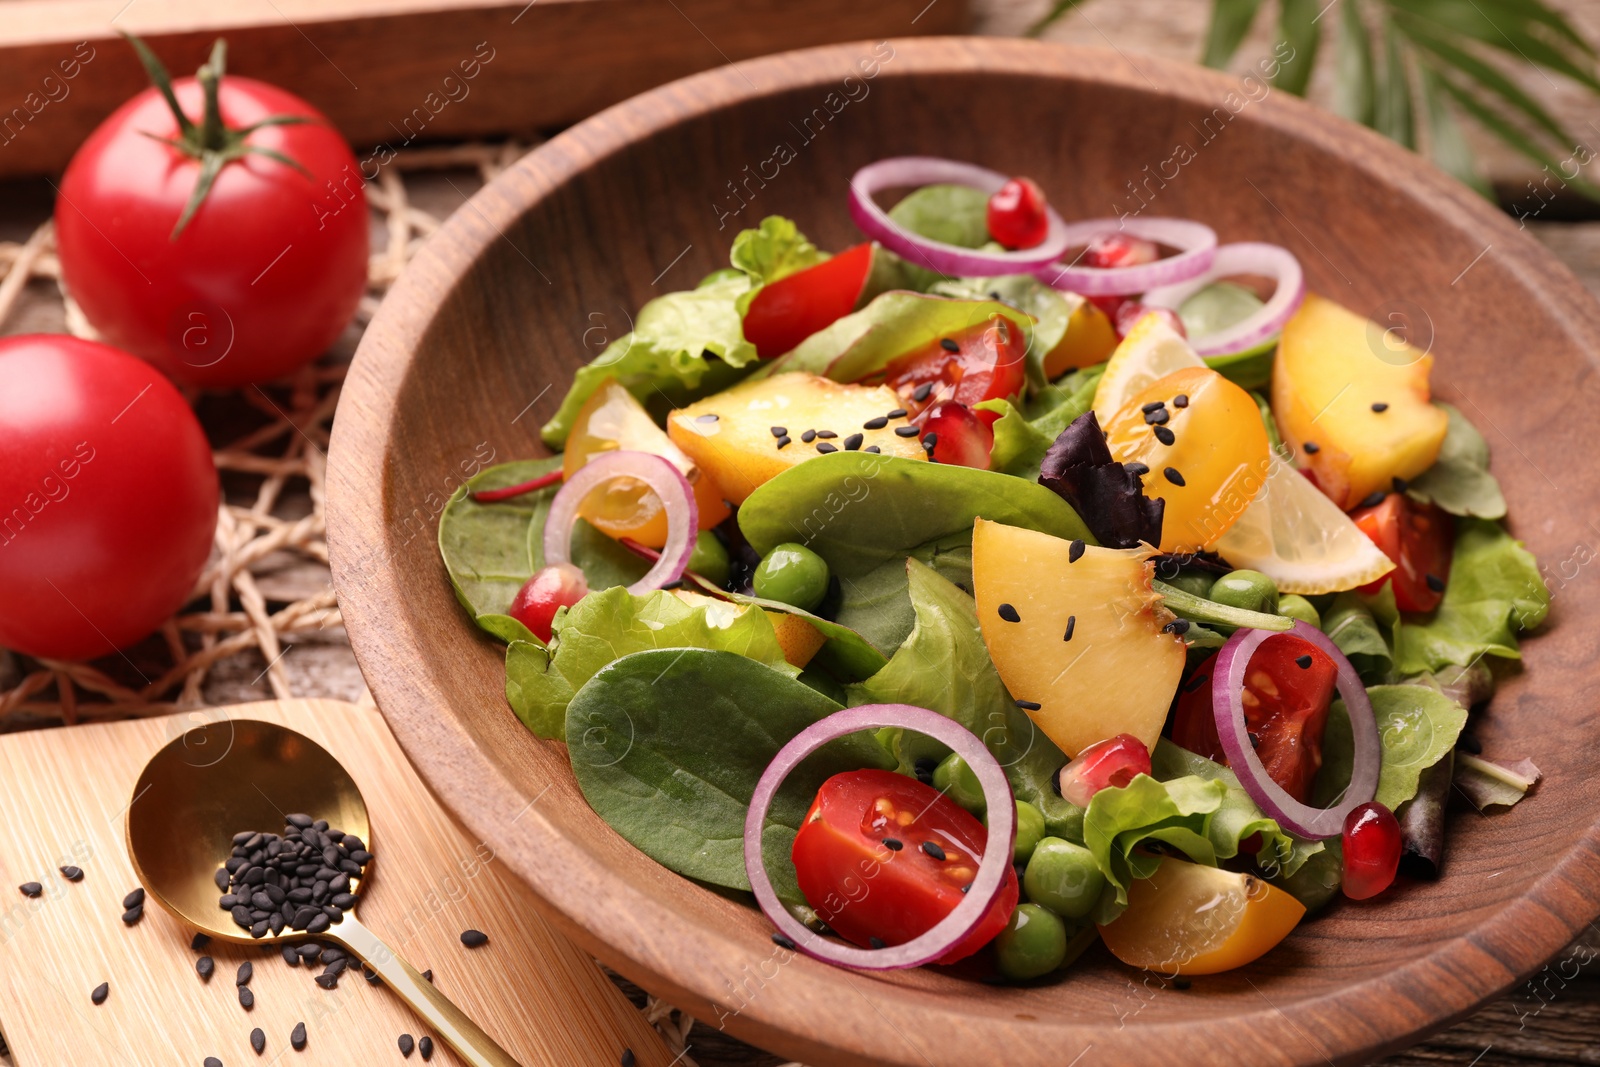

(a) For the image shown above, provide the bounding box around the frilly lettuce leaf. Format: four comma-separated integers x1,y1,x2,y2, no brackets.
1321,586,1397,684
977,368,1101,480
729,215,827,316
1316,684,1466,812
1406,403,1507,519
505,585,798,740
1454,752,1540,810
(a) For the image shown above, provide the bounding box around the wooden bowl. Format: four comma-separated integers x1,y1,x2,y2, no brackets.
327,37,1600,1066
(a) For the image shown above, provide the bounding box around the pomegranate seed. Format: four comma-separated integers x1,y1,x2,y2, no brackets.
1056,734,1152,808
507,563,589,642
1340,801,1401,901
1114,302,1187,340
986,177,1050,250
1083,232,1160,270
921,402,994,469
1088,294,1128,322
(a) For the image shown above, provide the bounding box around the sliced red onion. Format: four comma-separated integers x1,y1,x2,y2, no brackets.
1213,622,1378,839
847,157,1071,276
1142,242,1305,356
542,450,696,595
1036,218,1218,296
744,704,1015,971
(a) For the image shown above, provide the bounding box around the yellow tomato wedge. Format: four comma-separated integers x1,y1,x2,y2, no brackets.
565,378,729,546
1098,859,1305,976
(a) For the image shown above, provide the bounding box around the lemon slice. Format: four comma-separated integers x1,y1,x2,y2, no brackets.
1098,859,1305,975
1091,312,1205,424
1215,454,1395,594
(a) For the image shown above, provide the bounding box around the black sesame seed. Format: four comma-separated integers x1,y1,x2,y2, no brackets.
91,981,108,1005
239,986,254,1010
1296,654,1313,669
695,413,719,423
882,838,903,851
1124,461,1149,476
960,883,972,894
1163,466,1186,486
862,416,888,430
122,905,142,925
921,841,947,861
18,882,41,898
771,933,797,950
237,961,253,986
770,426,787,437
1426,573,1445,592
864,445,881,453
1248,732,1261,749
894,425,920,437
1069,539,1086,562
775,435,791,449
422,969,433,983
461,929,489,948
1371,402,1389,413
399,1034,415,1057
1302,441,1320,454
292,1022,307,1050
815,430,837,439
940,338,960,352
122,887,145,909
419,1036,434,1061
1392,476,1409,493
314,974,338,990
815,442,838,454
1015,699,1042,711
1144,408,1170,425
197,956,215,980
214,868,230,891
621,1052,636,1067
997,603,1021,623
887,408,908,419
251,1027,265,1054
59,866,83,882
297,944,321,962
869,937,887,949
282,945,299,967
801,429,817,443
364,966,381,985
1140,400,1166,413
1153,425,1176,446
912,382,934,402
1359,491,1388,508
843,433,864,451
921,432,938,451
1173,394,1189,408
1163,619,1191,635
1063,615,1076,641
1183,672,1210,693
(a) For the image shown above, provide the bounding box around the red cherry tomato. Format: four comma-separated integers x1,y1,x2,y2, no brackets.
881,316,1026,421
1171,635,1337,804
0,335,218,660
986,177,1049,250
1056,734,1152,808
742,243,873,359
1353,494,1453,612
508,564,589,642
55,45,367,388
791,768,1018,964
921,402,994,470
1341,801,1401,900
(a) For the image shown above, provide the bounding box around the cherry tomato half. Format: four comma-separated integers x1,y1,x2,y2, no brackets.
742,243,873,359
55,58,367,387
0,335,218,660
921,401,994,470
1171,634,1336,804
881,316,1027,421
792,768,1018,964
1353,494,1453,613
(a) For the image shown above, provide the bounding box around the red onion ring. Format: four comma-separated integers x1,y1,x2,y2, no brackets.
1036,218,1218,296
1213,622,1379,839
744,703,1016,971
847,157,1071,276
1141,242,1305,356
542,450,697,595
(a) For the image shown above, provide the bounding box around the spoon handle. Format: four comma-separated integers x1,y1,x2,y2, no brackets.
330,914,524,1067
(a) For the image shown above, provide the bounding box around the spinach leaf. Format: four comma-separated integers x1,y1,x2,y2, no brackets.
1405,403,1507,519
847,559,1082,838
761,291,1033,384
1177,282,1277,389
541,273,760,447
701,585,887,682
830,531,973,655
438,457,561,628
1316,685,1466,811
886,183,990,290
1392,519,1549,675
1202,346,1275,390
977,399,1054,480
506,586,798,739
729,215,827,316
565,648,894,904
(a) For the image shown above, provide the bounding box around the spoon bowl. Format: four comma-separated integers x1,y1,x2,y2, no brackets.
127,718,520,1067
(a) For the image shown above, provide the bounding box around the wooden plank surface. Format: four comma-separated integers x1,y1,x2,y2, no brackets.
0,0,967,178
0,699,673,1067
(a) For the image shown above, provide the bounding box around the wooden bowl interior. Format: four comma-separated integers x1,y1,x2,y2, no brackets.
332,39,1600,1066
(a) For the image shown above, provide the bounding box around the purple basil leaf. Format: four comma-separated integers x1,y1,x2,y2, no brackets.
1038,410,1164,549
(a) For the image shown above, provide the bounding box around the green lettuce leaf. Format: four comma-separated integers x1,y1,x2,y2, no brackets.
847,559,1082,838
541,272,759,447
729,215,827,316
1453,752,1540,810
977,369,1102,481
1151,740,1311,876
1405,403,1507,519
1321,588,1396,683
1316,684,1466,811
1392,519,1549,675
505,586,798,739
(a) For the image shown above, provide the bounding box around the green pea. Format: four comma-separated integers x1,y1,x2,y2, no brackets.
1164,569,1217,599
1209,569,1279,615
994,903,1067,980
1277,593,1321,630
932,753,985,816
987,801,1045,863
1022,837,1106,920
752,542,830,611
687,531,731,587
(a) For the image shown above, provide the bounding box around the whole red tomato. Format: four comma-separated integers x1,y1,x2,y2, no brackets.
0,336,218,660
55,41,367,388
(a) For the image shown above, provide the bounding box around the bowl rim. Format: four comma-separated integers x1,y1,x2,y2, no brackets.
328,35,1600,1066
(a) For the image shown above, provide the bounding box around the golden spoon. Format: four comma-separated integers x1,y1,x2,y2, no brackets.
126,718,521,1067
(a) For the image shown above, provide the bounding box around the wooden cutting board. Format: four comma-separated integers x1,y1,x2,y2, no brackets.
0,700,672,1067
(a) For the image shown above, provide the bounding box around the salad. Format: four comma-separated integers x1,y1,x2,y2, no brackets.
438,157,1549,981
